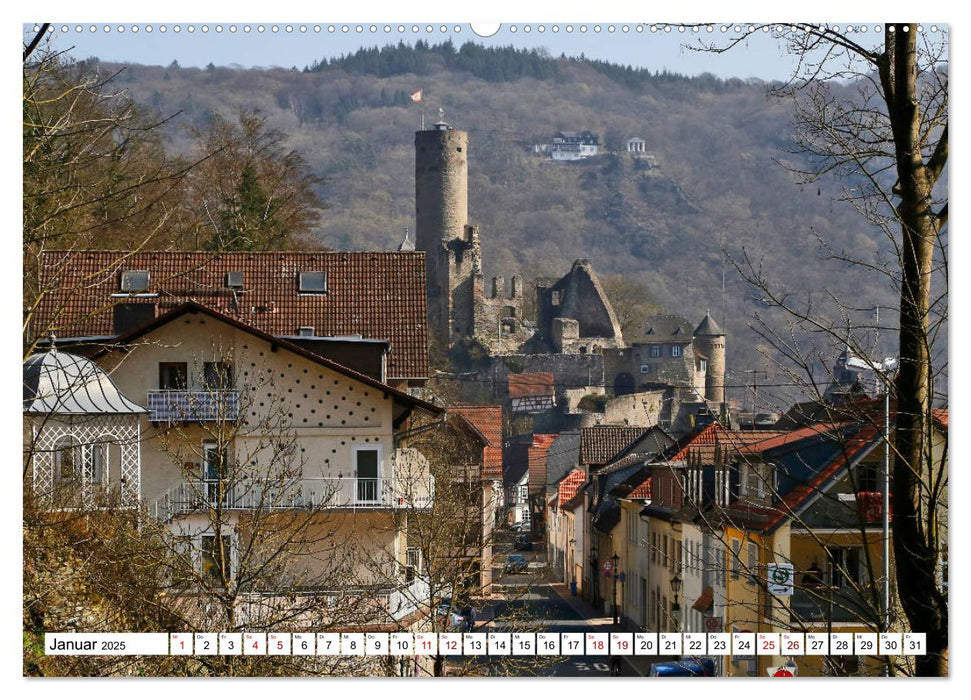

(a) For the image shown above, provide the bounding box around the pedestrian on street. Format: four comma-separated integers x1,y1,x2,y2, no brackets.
466,606,476,632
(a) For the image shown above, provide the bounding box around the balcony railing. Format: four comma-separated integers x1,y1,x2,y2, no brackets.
230,575,434,627
147,390,240,423
152,476,434,522
790,586,874,623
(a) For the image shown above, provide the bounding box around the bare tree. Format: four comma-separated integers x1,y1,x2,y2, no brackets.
693,23,947,675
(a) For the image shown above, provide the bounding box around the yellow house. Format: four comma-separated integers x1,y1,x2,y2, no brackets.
719,420,915,677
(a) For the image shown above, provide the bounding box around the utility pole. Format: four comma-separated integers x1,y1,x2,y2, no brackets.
744,370,768,425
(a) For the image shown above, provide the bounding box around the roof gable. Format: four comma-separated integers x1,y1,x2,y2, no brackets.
94,301,441,420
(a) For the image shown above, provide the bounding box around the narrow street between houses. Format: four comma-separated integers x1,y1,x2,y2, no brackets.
458,535,653,677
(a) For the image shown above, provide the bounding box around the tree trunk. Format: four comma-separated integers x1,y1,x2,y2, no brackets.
882,24,947,676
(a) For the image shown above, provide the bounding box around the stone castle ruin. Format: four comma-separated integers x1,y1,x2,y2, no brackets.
408,121,726,427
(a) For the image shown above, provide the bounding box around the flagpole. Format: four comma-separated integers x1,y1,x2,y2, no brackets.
420,104,424,131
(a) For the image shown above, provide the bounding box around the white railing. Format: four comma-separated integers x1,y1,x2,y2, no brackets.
228,576,434,627
152,476,435,522
382,575,432,621
147,390,240,422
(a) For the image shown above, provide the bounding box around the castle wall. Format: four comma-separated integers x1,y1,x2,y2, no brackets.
473,274,529,354
534,261,624,354
489,354,605,414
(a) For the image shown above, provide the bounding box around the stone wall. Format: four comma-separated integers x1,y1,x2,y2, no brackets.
473,273,530,354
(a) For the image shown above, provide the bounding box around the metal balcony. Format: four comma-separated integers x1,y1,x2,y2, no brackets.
147,390,240,423
152,476,435,522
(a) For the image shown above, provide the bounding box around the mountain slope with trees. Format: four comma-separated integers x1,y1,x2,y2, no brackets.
80,41,905,403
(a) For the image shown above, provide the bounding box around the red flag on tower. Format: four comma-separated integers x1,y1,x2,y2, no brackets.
410,89,423,103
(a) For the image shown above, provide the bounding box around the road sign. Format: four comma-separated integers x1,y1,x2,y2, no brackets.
704,616,722,632
602,560,612,573
769,660,798,677
767,563,794,595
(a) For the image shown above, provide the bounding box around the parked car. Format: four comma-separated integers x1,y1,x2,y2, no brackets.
649,659,716,677
505,553,529,573
435,600,467,631
514,533,533,550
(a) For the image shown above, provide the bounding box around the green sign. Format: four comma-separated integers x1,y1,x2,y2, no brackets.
766,563,794,595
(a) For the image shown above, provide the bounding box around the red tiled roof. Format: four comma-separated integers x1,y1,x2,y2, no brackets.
580,426,648,466
626,477,652,500
727,424,882,532
932,408,948,429
669,423,787,463
508,372,554,398
737,422,850,455
450,406,504,479
764,424,880,531
557,469,586,507
528,434,558,493
32,250,428,380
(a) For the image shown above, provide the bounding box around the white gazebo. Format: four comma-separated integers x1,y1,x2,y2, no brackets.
24,346,145,508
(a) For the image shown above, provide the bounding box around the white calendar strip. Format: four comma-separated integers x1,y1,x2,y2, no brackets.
44,632,928,656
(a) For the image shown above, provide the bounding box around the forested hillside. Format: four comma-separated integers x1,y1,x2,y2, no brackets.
86,41,902,405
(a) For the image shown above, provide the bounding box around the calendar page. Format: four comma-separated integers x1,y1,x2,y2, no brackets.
21,6,948,683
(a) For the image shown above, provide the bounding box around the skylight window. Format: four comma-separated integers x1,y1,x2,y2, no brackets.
298,271,327,293
120,270,151,293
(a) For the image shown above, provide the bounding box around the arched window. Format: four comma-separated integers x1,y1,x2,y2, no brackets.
87,440,107,485
53,436,80,483
92,435,123,487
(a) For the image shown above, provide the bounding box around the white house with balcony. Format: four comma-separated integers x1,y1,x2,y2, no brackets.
90,302,443,618
24,345,145,509
550,131,600,161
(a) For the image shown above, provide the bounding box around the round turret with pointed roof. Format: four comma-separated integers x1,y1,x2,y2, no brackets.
694,310,724,337
23,346,145,415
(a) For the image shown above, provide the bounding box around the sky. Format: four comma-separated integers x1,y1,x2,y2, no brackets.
28,22,843,82
26,21,908,83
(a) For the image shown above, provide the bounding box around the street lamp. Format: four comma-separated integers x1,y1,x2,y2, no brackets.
845,355,898,635
612,553,620,625
670,571,682,632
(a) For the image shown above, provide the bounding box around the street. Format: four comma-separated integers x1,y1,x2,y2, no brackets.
461,536,631,677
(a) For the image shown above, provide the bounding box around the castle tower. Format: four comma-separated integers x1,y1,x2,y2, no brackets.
415,121,478,349
694,311,726,405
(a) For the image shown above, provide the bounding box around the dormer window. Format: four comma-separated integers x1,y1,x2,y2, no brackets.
299,271,327,294
120,270,150,293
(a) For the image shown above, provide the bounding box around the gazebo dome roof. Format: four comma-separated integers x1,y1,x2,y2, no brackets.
23,348,144,415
